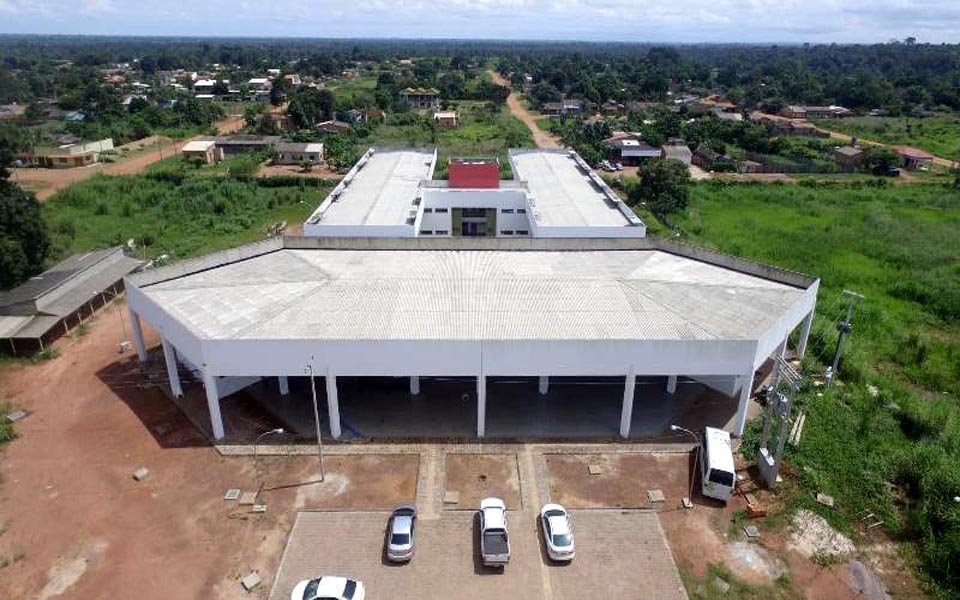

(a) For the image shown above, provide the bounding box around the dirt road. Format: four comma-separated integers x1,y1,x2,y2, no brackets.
14,115,246,201
488,70,561,150
0,298,358,600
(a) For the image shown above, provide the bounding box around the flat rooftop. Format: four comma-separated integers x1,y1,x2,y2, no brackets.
311,149,436,227
132,240,810,344
509,150,635,229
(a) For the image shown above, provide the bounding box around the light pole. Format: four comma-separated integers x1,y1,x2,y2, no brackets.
254,427,284,503
671,424,700,508
826,290,864,388
305,360,326,482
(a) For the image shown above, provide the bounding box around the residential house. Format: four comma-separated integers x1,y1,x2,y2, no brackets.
213,135,281,156
661,144,693,165
283,74,303,88
892,145,935,170
399,87,441,110
603,133,660,166
540,99,583,117
830,146,865,171
181,140,221,165
772,120,828,138
712,109,743,122
275,142,324,165
248,78,273,102
434,111,460,128
17,138,114,168
317,120,352,134
738,159,763,174
692,145,735,171
780,105,851,119
193,79,217,95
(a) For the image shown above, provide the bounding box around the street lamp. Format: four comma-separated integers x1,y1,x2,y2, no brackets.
670,424,700,508
305,360,326,482
254,427,284,503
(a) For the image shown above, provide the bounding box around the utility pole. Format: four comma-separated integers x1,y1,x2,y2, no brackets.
305,358,326,482
825,290,864,388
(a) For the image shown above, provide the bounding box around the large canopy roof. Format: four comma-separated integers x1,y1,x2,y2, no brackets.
134,246,807,344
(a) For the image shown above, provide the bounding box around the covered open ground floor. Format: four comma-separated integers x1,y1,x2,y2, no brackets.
124,237,818,443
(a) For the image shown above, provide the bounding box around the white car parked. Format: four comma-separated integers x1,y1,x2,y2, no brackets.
539,503,575,561
290,576,365,600
386,504,417,562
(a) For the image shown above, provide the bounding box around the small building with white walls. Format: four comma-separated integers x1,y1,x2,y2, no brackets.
124,236,818,442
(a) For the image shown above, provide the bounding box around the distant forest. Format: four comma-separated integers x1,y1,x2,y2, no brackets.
0,36,959,114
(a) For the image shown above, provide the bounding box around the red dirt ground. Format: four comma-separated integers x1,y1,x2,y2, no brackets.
444,453,521,510
0,298,397,600
546,452,690,510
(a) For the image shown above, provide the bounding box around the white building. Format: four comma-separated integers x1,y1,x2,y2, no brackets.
125,236,818,442
123,146,819,445
303,148,644,239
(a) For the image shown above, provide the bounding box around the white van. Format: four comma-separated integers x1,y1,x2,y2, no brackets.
700,427,736,502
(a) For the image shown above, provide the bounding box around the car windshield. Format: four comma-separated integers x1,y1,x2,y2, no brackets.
391,533,411,545
343,580,358,599
302,579,322,600
553,533,572,547
708,469,735,487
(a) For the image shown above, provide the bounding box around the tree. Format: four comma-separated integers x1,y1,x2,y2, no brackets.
864,146,900,174
628,159,691,218
0,181,50,289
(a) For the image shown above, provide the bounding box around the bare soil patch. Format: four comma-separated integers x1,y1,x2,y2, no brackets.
0,299,314,600
256,163,342,181
546,452,690,510
444,453,521,510
288,454,419,510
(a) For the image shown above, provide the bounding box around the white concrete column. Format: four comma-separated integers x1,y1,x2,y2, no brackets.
538,376,549,395
130,309,147,362
797,309,815,359
666,375,677,394
477,375,487,438
619,366,636,439
202,370,225,440
410,376,420,395
278,376,289,395
161,337,182,397
326,372,341,439
733,370,756,437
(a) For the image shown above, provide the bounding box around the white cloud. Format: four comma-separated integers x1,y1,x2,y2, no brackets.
0,0,957,42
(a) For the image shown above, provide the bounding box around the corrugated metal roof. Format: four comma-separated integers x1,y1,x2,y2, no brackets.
139,249,806,343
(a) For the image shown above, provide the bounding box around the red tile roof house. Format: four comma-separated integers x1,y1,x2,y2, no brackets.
892,145,935,170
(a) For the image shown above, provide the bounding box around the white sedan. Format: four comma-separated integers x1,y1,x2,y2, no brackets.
291,576,365,600
540,503,575,561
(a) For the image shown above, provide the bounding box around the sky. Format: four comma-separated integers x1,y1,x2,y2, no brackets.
0,0,957,44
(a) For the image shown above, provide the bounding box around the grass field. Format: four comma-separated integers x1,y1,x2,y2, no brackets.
365,102,534,178
41,157,334,262
814,114,960,160
675,180,960,598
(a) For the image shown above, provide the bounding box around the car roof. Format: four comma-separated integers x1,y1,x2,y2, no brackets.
392,514,413,535
704,426,735,473
547,514,570,536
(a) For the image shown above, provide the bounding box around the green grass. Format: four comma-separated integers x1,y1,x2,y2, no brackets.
683,563,801,600
364,102,534,178
672,179,960,598
813,115,960,160
42,160,335,263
